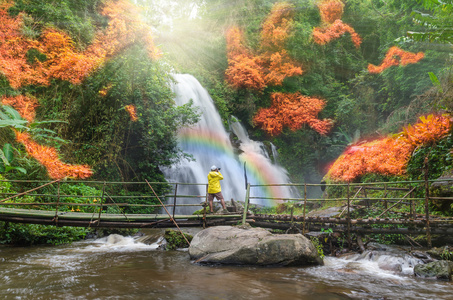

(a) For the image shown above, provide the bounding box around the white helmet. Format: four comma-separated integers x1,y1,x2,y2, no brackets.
211,165,217,171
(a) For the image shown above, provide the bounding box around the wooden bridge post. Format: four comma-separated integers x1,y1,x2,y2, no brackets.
424,157,432,248
54,181,60,226
97,181,106,223
242,183,250,225
203,184,208,229
384,183,388,209
409,184,414,218
173,183,178,219
347,182,351,248
302,183,307,234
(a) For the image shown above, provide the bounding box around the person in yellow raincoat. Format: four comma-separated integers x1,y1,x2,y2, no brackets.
207,165,227,213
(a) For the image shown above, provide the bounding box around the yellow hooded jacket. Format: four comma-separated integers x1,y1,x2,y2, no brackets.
207,171,223,194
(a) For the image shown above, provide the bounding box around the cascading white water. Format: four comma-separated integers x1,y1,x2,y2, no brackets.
163,74,297,214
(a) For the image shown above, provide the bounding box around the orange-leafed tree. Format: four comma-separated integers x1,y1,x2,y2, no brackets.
225,2,302,91
1,95,39,123
0,0,163,180
368,46,425,74
15,130,93,179
124,105,138,122
0,0,161,89
0,96,95,179
260,1,295,50
327,137,412,182
0,1,45,89
263,50,303,86
225,26,266,91
253,92,333,136
260,2,303,86
327,114,453,182
312,0,362,48
399,114,452,147
318,0,344,24
312,19,362,48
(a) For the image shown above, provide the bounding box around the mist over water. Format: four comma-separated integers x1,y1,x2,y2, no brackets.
162,74,297,214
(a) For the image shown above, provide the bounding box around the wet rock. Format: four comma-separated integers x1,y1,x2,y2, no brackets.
414,260,453,281
107,234,125,244
188,225,323,266
412,251,430,259
378,262,403,273
411,251,435,264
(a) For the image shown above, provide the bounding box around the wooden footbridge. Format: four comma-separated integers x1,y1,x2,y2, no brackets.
1,178,453,247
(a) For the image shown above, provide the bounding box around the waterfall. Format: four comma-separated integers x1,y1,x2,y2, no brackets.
162,74,297,214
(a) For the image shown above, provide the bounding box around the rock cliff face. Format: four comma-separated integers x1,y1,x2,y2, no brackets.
188,225,324,266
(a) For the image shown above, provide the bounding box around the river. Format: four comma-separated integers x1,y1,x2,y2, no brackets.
1,230,452,300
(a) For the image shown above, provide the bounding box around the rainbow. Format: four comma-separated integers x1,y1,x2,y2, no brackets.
179,128,291,205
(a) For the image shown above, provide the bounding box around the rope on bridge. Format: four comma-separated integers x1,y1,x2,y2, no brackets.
146,179,191,246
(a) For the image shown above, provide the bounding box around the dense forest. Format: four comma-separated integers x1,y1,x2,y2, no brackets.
0,0,452,244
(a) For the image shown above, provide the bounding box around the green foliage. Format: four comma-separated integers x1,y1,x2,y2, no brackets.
310,236,325,259
9,0,103,46
0,143,27,175
0,105,28,130
0,222,87,246
440,247,453,261
164,229,192,250
407,134,453,180
0,174,14,194
409,0,453,44
46,45,200,187
56,182,102,213
0,105,67,146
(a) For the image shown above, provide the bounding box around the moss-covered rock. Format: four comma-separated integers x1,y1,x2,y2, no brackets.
414,260,453,281
164,229,193,250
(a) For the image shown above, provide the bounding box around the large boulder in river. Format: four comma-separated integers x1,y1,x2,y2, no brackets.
188,225,323,266
414,260,453,281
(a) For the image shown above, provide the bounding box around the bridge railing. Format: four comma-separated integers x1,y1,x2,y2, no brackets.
2,178,453,245
0,180,211,218
245,178,453,247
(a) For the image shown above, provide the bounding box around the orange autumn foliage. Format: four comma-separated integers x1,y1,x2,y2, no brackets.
253,92,333,136
0,0,160,89
0,2,44,89
313,19,362,48
124,104,138,122
1,95,39,122
15,131,93,179
368,46,425,74
317,0,344,24
400,114,452,146
312,0,361,48
225,2,302,91
225,27,267,91
262,50,303,86
98,0,161,60
327,137,412,182
260,2,295,50
327,114,453,182
0,0,162,180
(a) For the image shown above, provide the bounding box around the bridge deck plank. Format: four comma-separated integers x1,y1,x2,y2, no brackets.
0,207,241,221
